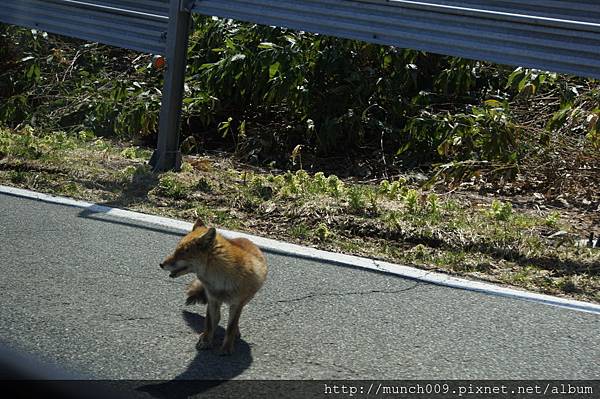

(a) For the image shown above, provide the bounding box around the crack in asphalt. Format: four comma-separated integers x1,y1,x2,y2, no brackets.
106,313,156,322
272,282,421,305
252,284,421,321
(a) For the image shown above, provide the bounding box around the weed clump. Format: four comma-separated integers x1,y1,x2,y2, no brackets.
156,173,190,199
314,223,332,242
487,200,513,221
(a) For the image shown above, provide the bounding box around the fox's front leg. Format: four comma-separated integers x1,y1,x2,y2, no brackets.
219,302,245,355
197,299,221,350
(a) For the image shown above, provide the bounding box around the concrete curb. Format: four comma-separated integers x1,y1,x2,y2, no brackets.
2,184,599,315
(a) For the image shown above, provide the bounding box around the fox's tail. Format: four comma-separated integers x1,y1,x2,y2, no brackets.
185,278,207,305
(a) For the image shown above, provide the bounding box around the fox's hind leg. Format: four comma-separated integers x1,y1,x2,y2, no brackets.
196,299,221,350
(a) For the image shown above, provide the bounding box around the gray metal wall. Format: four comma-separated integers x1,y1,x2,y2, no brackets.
192,0,600,79
0,0,169,54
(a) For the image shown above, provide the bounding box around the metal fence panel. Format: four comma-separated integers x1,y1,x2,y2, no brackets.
191,0,600,78
0,0,170,54
397,0,600,25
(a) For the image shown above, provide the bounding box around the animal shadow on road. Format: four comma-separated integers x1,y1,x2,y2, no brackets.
137,311,253,399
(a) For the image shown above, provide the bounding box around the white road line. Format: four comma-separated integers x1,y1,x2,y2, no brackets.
1,184,599,315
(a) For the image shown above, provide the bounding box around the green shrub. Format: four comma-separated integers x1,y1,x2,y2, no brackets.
156,173,190,199
487,200,513,222
1,20,596,175
348,186,366,213
404,189,420,215
314,223,332,241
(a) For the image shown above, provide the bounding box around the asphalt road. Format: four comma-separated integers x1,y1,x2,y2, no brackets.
0,191,599,383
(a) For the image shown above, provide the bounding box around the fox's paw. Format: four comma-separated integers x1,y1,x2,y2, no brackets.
196,334,214,351
217,345,234,356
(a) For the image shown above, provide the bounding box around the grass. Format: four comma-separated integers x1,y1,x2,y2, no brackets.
1,126,599,303
290,223,310,239
155,172,191,200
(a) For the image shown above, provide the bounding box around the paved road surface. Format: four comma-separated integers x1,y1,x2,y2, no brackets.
0,191,598,384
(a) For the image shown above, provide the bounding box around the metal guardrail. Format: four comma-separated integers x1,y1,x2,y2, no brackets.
402,0,600,24
0,0,169,54
1,0,599,170
192,0,600,79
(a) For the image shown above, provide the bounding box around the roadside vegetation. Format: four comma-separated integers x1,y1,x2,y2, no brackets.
1,20,598,302
1,127,598,302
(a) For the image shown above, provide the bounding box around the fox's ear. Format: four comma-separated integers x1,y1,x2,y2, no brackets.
192,218,205,231
193,227,217,249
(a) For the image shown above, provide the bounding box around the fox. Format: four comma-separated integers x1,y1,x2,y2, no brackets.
159,218,267,355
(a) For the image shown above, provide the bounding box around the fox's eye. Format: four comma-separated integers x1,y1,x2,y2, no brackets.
179,248,190,257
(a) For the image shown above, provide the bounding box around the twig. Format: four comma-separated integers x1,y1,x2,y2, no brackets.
61,50,82,83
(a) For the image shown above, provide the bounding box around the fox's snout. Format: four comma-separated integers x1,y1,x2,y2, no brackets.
159,260,176,271
159,257,176,270
159,258,191,278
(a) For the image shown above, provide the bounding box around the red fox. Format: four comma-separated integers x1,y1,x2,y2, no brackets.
159,219,267,355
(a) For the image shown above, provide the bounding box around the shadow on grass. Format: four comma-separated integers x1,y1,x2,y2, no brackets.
74,167,188,237
95,165,160,208
467,243,600,277
349,221,598,277
136,311,253,399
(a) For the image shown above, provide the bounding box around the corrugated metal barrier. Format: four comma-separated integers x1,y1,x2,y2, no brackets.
0,0,169,54
192,0,600,79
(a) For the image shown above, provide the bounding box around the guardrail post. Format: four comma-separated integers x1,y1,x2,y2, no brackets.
150,0,192,172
